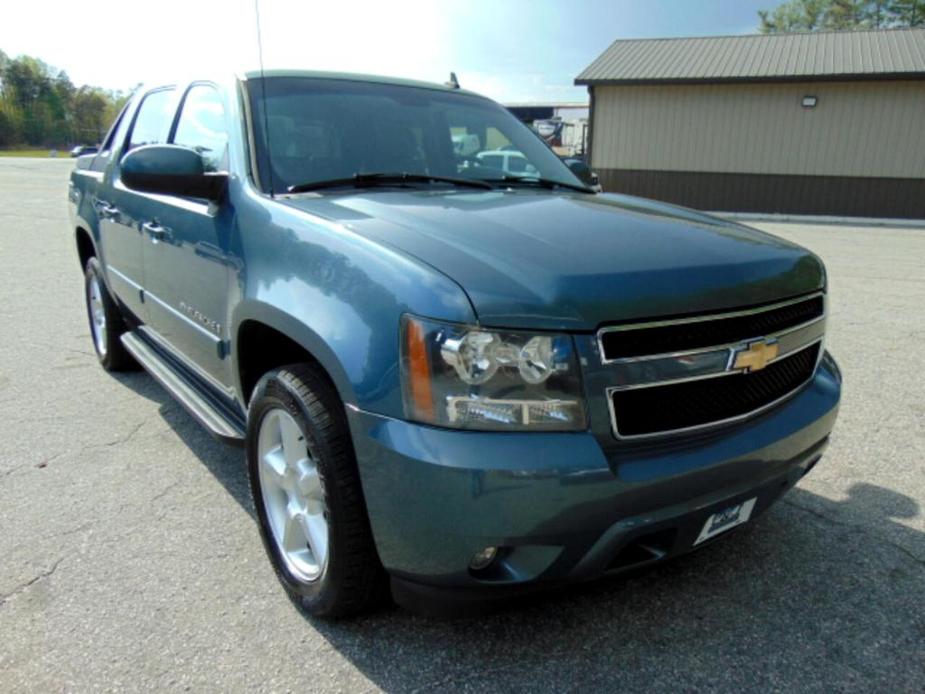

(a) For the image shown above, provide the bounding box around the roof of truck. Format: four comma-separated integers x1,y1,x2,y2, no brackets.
241,69,485,97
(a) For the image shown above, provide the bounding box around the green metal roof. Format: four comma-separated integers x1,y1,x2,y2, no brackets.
576,27,925,85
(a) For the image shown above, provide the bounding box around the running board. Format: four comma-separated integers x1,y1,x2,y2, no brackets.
121,331,245,445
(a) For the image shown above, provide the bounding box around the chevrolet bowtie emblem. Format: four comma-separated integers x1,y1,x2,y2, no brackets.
733,339,779,372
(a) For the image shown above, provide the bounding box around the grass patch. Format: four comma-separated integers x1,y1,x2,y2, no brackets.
0,149,68,158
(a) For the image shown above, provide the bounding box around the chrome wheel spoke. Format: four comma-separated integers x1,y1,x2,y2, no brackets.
282,510,306,552
87,276,108,356
297,466,323,502
257,407,329,582
260,446,289,492
304,511,329,567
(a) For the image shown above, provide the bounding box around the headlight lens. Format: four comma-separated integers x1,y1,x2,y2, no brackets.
400,315,587,431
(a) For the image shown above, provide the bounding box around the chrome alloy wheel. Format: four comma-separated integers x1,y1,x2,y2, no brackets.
87,275,107,357
257,408,329,582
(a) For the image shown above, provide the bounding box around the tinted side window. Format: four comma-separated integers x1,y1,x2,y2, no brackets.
100,103,128,154
508,156,527,173
172,85,228,172
480,154,503,168
127,88,175,151
91,102,132,173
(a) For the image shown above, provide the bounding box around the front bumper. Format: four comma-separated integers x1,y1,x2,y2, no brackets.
348,351,841,597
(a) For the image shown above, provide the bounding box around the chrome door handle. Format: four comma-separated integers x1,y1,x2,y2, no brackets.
95,200,119,219
142,221,169,242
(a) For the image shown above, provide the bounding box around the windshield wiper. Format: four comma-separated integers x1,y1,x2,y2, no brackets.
478,175,595,194
287,172,494,194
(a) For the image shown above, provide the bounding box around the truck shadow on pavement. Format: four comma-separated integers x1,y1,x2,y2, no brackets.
112,371,256,517
116,371,925,691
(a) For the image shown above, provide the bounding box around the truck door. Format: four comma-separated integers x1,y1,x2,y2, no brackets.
98,87,176,319
139,83,233,392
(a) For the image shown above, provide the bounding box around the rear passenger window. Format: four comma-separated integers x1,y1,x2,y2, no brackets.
172,85,228,172
127,88,175,151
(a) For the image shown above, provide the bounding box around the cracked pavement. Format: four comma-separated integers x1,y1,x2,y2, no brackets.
0,159,923,692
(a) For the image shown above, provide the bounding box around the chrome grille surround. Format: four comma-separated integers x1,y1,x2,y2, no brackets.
598,292,826,440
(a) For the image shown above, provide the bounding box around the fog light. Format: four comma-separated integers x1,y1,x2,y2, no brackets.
469,546,498,571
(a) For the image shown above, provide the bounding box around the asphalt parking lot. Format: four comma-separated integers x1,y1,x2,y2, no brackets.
1,158,923,692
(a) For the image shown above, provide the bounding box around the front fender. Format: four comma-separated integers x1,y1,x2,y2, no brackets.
231,188,477,418
231,300,358,408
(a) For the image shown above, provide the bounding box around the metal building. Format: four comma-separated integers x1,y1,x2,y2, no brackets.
576,28,925,218
505,102,590,156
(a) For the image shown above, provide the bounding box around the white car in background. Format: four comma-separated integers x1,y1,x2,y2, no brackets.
476,149,539,177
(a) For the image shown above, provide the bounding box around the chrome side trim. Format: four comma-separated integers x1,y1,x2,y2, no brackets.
107,264,143,292
73,169,104,181
606,340,823,441
106,263,145,296
597,291,825,365
143,291,222,343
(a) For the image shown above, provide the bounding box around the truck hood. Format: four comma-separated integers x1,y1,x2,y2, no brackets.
280,190,824,330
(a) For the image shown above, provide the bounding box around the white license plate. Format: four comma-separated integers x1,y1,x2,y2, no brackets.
694,498,757,546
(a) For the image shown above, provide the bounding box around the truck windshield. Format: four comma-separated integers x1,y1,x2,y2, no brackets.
247,76,588,195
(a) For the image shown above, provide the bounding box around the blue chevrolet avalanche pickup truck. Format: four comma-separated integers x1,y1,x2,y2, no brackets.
68,71,841,617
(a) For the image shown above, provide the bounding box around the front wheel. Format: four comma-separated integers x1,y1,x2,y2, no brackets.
246,364,383,617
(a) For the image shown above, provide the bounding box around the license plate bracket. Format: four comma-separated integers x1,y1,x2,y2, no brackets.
694,498,757,546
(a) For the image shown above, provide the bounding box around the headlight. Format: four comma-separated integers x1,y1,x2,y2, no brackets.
400,315,587,431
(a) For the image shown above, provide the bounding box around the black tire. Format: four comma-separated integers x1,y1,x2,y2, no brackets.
246,364,384,618
84,257,137,371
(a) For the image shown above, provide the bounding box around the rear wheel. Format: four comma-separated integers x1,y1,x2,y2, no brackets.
84,257,136,371
246,364,383,617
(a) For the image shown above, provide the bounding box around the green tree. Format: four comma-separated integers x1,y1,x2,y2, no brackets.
0,49,14,146
72,87,109,144
3,56,51,144
759,0,827,31
759,0,925,30
826,0,865,28
889,0,925,25
862,0,893,25
0,50,129,147
0,108,17,147
4,56,54,110
47,70,75,144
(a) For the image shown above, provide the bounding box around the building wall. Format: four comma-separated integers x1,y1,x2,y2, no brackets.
590,80,925,217
553,106,589,120
596,169,925,218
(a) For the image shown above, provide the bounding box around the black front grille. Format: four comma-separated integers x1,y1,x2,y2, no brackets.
600,295,824,360
611,343,820,438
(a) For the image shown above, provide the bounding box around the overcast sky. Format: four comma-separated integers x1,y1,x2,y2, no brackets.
1,0,772,103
